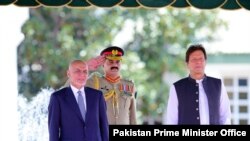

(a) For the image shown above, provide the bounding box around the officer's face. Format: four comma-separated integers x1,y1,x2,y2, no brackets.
103,59,121,77
187,50,206,76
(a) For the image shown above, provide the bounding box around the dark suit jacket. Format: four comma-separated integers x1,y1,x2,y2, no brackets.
48,86,109,141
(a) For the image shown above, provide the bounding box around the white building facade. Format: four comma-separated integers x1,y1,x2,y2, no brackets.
207,54,250,125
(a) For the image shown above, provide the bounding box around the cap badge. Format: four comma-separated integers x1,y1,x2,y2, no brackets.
112,50,118,56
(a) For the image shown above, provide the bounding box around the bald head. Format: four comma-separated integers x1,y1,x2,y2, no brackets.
69,60,88,70
67,60,88,89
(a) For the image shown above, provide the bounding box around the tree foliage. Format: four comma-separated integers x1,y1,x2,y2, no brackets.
18,7,226,123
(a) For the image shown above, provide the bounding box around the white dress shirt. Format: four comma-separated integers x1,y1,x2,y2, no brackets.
70,85,87,111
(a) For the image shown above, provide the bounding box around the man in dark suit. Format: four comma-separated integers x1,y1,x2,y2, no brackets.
48,60,109,141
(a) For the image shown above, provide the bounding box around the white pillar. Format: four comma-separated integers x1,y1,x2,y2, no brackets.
0,5,28,141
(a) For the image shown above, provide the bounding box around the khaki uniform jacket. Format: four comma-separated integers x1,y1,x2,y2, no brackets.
85,72,137,125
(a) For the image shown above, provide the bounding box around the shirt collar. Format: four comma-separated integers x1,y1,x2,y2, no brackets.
188,74,207,83
70,85,85,95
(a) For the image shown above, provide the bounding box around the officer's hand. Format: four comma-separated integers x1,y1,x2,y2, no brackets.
87,55,105,71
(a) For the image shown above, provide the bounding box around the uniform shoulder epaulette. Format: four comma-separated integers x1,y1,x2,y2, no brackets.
121,78,135,85
86,72,104,89
89,71,103,78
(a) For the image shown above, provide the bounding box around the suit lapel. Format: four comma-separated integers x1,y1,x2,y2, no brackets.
65,87,85,123
84,87,93,122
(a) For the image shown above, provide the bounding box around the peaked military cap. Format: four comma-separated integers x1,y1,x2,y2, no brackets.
100,46,124,60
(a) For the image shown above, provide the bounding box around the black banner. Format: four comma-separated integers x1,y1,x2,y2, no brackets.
110,125,249,139
1,0,250,10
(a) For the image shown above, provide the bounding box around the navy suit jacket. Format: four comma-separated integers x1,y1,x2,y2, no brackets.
48,86,109,141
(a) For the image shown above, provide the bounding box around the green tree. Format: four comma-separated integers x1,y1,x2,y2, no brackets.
18,7,226,123
18,7,125,97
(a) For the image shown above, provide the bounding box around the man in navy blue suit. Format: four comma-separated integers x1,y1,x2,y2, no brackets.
48,59,109,141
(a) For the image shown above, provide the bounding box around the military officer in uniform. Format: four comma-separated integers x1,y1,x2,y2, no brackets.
86,46,137,125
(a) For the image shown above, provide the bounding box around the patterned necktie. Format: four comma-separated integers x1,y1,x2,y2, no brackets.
77,91,86,121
